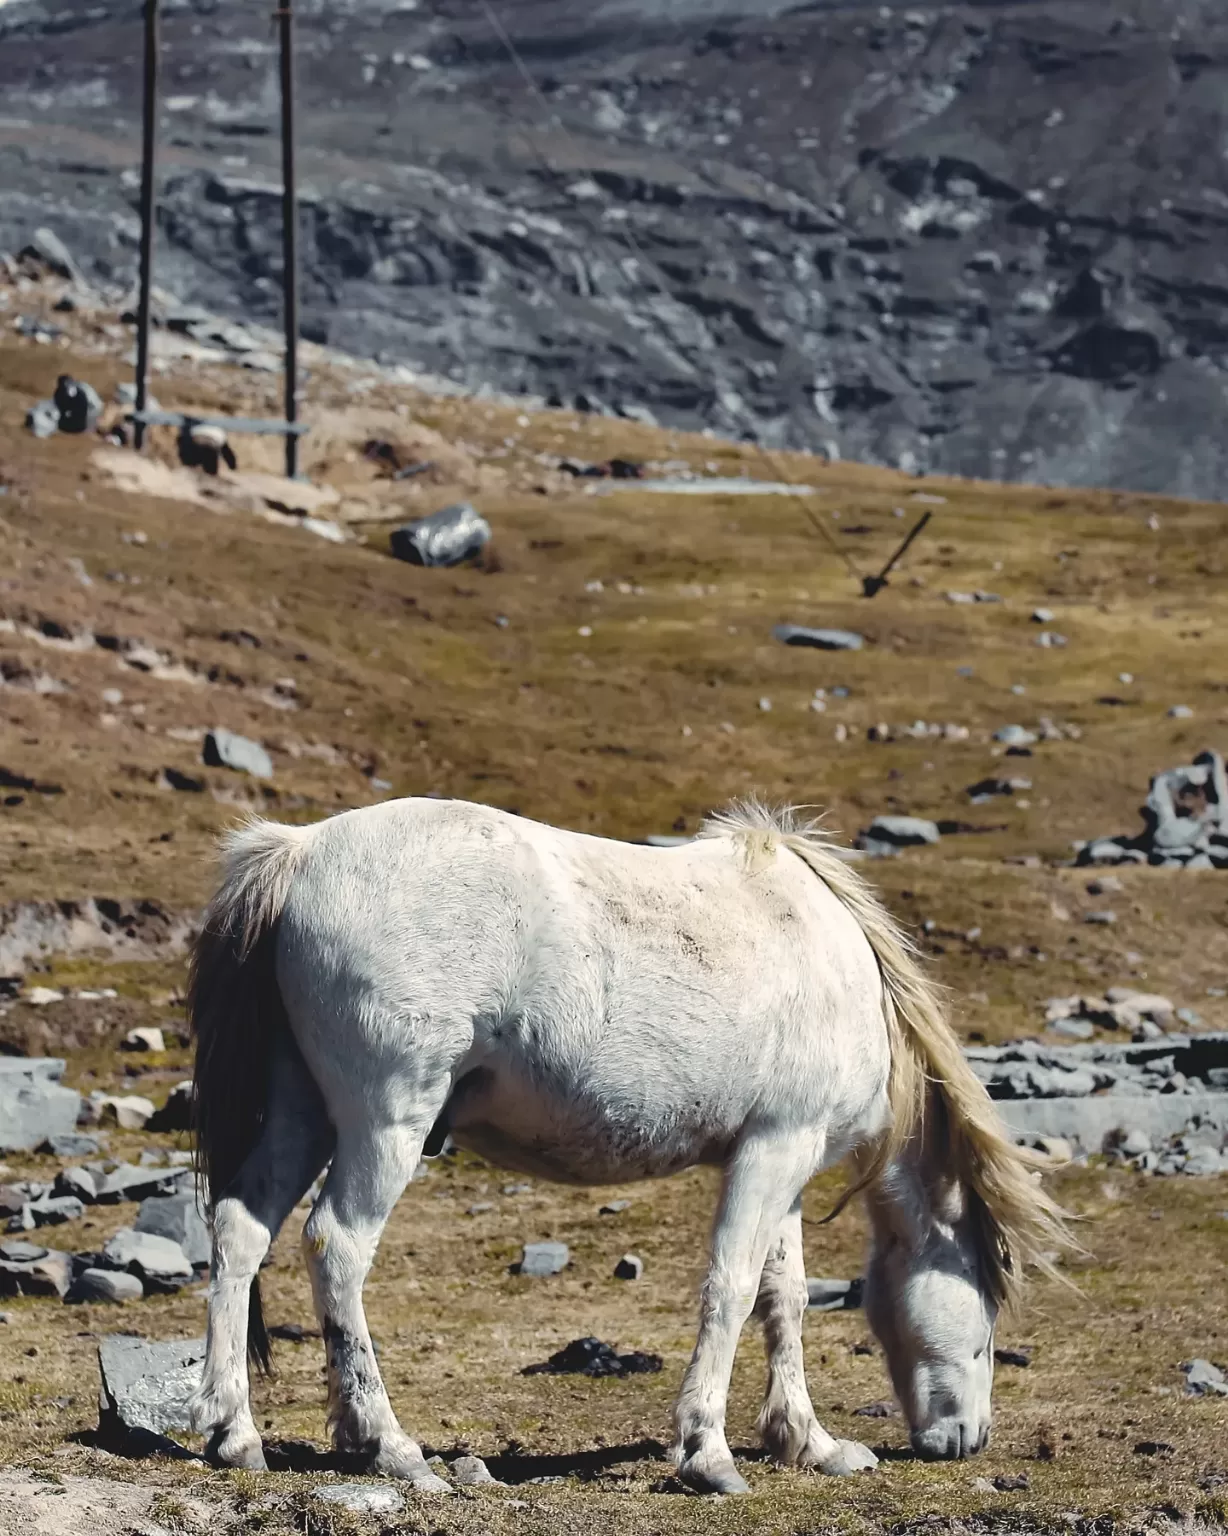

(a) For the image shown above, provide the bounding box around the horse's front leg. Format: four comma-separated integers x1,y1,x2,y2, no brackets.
755,1203,878,1476
672,1132,820,1495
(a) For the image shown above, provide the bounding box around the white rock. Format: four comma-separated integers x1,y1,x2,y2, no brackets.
121,1027,165,1053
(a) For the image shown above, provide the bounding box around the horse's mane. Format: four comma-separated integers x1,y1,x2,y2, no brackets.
699,799,1075,1309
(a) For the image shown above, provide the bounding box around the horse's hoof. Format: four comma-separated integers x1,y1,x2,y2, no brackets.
204,1429,268,1471
677,1456,751,1495
810,1439,878,1477
371,1445,453,1494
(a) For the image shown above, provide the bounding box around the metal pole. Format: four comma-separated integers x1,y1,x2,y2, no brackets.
278,1,300,480
133,0,159,452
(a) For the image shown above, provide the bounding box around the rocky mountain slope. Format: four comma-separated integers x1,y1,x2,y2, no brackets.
2,0,1228,495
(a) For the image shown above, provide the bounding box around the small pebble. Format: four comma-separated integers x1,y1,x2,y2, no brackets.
599,1200,630,1215
1084,910,1117,925
1168,705,1192,719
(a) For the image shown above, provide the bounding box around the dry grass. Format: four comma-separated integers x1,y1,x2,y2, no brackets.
0,296,1226,1532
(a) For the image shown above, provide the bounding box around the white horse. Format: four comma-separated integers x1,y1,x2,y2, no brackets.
188,798,1068,1495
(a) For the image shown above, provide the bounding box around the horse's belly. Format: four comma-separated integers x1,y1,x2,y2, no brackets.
443,1067,729,1185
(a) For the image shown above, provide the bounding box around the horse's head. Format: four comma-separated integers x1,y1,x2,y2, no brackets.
862,1159,998,1459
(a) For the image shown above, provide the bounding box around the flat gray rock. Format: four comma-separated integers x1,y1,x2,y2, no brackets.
773,624,864,651
71,1267,143,1303
97,1334,205,1436
861,815,941,849
807,1277,863,1311
451,1454,500,1486
203,728,273,779
0,1058,83,1153
313,1484,405,1514
41,1133,102,1158
516,1240,569,1277
96,1164,189,1205
25,1193,85,1227
102,1228,193,1287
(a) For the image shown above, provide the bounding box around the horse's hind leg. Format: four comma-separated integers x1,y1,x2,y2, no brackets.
672,1132,820,1495
193,1036,334,1468
755,1203,878,1476
302,1116,450,1493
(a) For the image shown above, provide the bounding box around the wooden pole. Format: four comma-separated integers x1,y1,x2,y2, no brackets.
133,0,159,451
278,1,300,479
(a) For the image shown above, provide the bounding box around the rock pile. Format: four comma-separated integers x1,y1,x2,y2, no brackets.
1077,749,1228,868
1043,988,1186,1042
967,1032,1228,1166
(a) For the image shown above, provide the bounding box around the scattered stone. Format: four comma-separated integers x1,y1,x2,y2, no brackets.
146,1081,194,1133
26,399,60,438
90,1094,157,1131
0,1058,84,1152
95,1163,187,1204
853,1400,897,1417
268,1321,320,1342
857,815,941,856
1036,631,1067,648
1,1240,48,1262
97,1334,205,1442
994,1474,1030,1491
1169,705,1193,720
614,1253,644,1280
522,1336,663,1378
41,1133,101,1159
1087,875,1124,896
1048,1017,1095,1041
968,776,1031,801
202,728,273,779
467,1202,494,1215
599,1199,631,1215
773,624,864,651
69,1267,143,1303
1031,608,1055,623
390,501,491,567
993,725,1037,747
1182,1358,1228,1397
53,374,103,434
121,1027,166,1053
451,1454,501,1486
806,1277,863,1311
314,1484,406,1514
1084,910,1117,925
24,1193,85,1228
515,1240,569,1277
501,1182,532,1196
994,1345,1033,1368
135,1190,211,1269
101,1228,193,1289
0,1247,72,1297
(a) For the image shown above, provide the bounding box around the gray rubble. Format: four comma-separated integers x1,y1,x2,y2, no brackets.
1077,749,1228,868
968,1032,1228,1166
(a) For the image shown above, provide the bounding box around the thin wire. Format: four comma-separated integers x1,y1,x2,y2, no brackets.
468,0,867,587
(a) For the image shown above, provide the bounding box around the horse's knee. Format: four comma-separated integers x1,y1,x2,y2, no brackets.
211,1194,272,1278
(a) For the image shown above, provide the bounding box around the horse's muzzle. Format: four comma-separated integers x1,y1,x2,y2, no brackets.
910,1419,991,1460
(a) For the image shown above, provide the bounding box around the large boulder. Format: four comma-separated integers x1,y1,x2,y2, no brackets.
0,1245,73,1298
97,1334,205,1443
0,1059,83,1152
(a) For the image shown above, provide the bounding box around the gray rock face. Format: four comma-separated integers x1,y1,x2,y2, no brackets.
7,1,1228,498
202,728,273,779
70,1267,143,1304
97,1334,205,1437
135,1191,211,1269
516,1240,569,1277
773,624,864,652
390,502,492,567
101,1228,193,1289
0,1059,83,1153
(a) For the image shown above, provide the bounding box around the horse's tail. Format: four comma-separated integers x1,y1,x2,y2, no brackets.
189,814,317,1371
701,800,1073,1308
